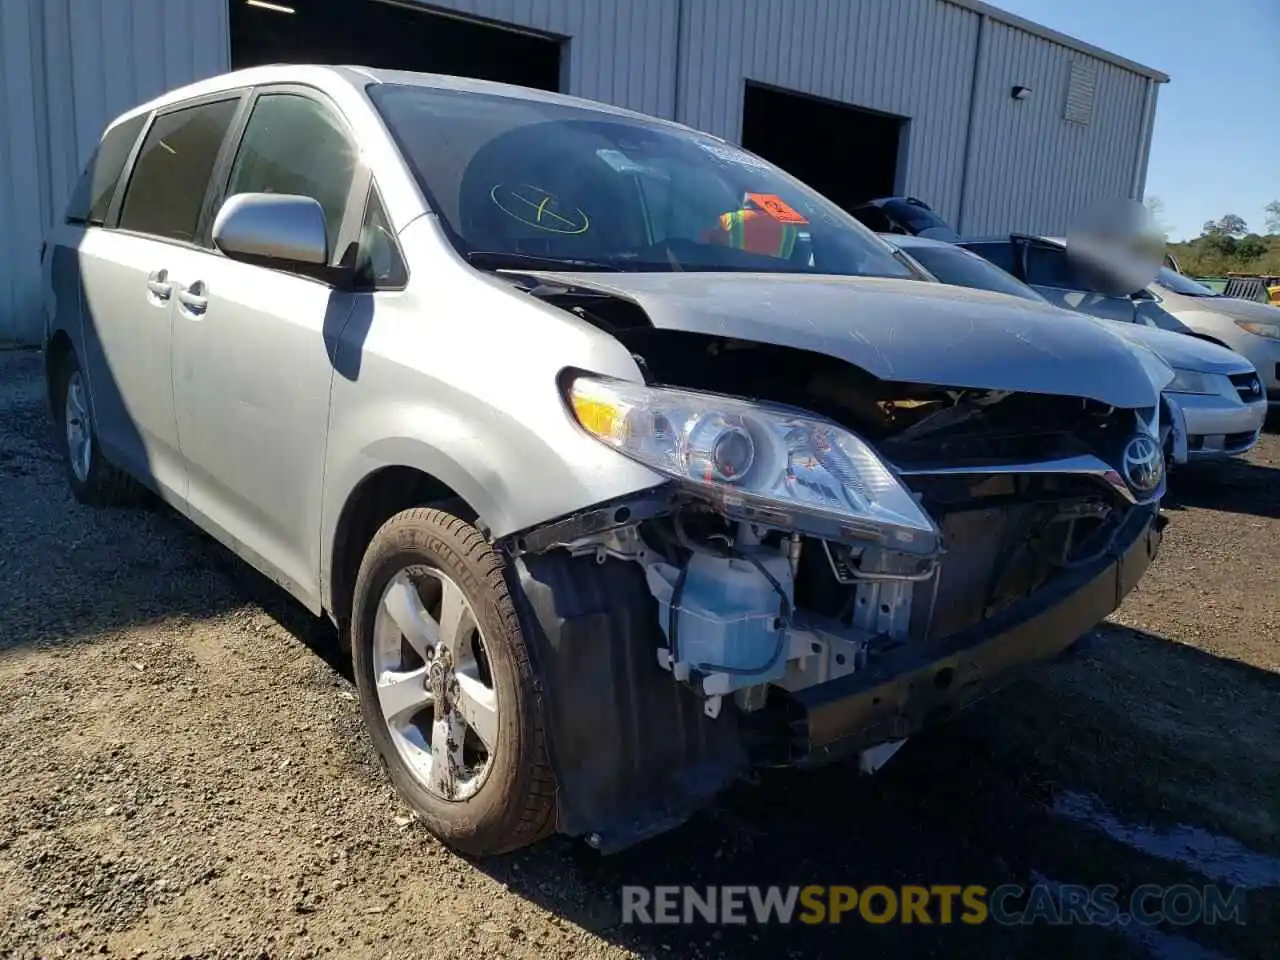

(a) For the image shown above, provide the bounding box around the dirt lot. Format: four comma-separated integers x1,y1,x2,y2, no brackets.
1,347,1277,959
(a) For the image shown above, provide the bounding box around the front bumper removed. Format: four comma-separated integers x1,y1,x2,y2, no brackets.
509,502,1163,853
790,503,1163,764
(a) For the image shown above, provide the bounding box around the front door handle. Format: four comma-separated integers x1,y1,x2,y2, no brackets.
146,269,171,303
177,281,208,317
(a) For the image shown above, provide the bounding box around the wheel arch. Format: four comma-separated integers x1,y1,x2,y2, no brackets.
323,441,493,632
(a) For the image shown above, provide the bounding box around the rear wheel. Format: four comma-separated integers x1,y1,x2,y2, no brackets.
56,351,142,506
350,507,555,855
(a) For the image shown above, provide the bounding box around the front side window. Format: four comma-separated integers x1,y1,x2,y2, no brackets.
353,186,407,289
1023,243,1082,290
224,93,357,256
65,114,148,226
371,84,915,279
118,98,240,243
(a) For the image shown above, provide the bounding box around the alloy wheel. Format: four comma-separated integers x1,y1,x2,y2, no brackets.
371,566,498,801
64,370,92,483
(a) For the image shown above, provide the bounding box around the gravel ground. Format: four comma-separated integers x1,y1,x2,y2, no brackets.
1,346,1277,959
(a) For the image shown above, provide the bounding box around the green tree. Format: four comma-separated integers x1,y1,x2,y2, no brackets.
1236,233,1268,263
1203,213,1248,238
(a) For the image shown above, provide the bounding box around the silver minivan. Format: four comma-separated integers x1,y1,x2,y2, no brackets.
43,65,1168,856
1146,267,1280,408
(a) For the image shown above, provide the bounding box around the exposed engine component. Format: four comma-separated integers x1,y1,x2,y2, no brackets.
545,453,1135,730
557,510,897,720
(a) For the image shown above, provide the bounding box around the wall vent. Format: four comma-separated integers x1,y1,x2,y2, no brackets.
1064,60,1097,125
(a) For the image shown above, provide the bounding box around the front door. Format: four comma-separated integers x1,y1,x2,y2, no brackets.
168,88,363,609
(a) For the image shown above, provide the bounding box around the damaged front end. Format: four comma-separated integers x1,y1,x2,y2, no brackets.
502,299,1168,853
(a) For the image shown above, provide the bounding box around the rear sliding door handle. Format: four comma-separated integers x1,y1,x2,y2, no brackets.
145,269,171,302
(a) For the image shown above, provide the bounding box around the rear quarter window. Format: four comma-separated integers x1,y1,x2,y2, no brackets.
64,114,148,226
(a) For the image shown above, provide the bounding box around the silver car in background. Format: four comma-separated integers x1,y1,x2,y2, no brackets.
1146,267,1280,409
946,235,1267,462
43,65,1168,856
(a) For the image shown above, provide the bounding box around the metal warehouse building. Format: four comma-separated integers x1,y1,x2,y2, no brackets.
0,0,1167,343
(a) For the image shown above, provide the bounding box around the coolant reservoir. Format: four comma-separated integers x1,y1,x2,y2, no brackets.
647,548,793,695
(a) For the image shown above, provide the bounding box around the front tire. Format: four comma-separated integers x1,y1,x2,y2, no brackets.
55,351,142,506
350,507,555,856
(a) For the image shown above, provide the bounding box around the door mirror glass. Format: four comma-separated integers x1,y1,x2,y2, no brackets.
212,193,328,266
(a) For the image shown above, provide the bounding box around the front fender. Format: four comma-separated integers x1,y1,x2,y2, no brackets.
318,392,664,614
316,214,668,614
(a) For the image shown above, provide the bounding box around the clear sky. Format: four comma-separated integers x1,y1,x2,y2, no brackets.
990,0,1279,241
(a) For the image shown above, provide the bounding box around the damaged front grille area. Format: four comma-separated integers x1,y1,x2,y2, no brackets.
876,390,1130,468
515,462,1139,727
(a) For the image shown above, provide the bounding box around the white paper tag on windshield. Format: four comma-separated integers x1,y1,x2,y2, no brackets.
696,140,772,170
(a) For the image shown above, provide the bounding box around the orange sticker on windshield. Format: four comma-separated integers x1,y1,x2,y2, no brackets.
746,193,808,224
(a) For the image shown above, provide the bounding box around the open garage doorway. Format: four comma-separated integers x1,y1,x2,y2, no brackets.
230,0,562,92
741,82,904,213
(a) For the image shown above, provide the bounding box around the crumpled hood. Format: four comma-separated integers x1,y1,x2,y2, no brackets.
527,271,1163,408
1098,321,1253,375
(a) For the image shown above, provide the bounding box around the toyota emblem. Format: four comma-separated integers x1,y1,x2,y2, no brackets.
1121,434,1164,495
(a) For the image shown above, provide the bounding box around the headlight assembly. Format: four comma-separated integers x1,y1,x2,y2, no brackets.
1126,341,1176,393
1165,368,1218,396
1235,319,1280,340
566,374,940,555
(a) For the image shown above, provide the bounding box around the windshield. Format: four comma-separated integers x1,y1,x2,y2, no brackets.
1154,267,1217,297
902,243,1048,304
371,84,916,278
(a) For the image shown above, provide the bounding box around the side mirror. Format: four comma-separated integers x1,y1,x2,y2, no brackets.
212,193,328,267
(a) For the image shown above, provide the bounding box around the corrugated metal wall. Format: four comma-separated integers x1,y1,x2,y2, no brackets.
0,0,1161,343
408,0,682,119
0,0,229,344
960,17,1154,237
675,0,982,225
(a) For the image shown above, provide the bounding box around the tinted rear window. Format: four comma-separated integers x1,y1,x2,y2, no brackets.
65,114,148,226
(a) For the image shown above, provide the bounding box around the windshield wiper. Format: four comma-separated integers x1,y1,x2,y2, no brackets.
465,251,624,272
